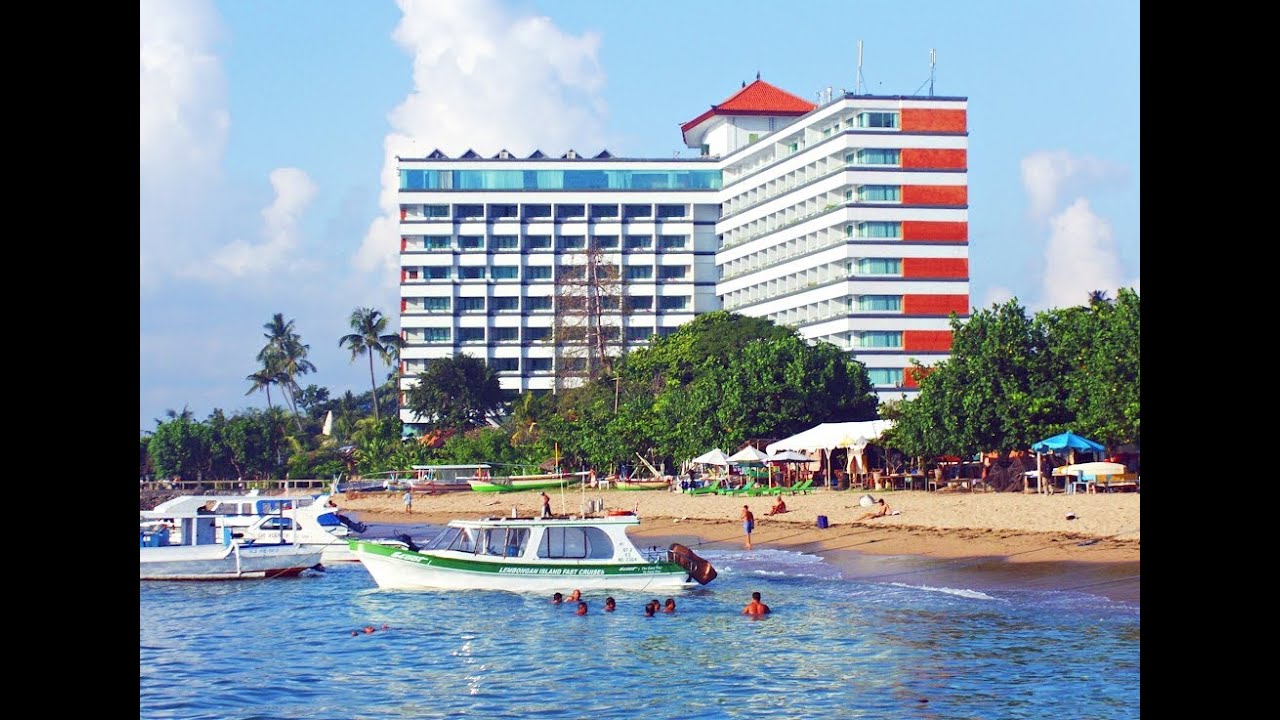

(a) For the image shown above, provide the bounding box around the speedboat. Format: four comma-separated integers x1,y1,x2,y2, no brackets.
234,495,367,564
140,512,324,581
348,511,716,592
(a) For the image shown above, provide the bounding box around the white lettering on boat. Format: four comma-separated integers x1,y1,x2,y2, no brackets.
496,567,606,576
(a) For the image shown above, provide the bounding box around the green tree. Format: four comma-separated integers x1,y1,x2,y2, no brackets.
149,410,212,481
258,313,316,431
245,367,277,411
403,353,504,433
339,307,405,422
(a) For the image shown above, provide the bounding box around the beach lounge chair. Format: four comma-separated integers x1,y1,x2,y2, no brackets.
788,478,814,495
724,479,758,497
687,479,722,496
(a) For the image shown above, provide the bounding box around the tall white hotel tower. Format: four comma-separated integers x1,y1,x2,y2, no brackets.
397,78,968,428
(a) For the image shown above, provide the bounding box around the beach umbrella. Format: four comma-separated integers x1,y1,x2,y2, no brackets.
690,448,730,467
1031,431,1105,493
727,445,769,464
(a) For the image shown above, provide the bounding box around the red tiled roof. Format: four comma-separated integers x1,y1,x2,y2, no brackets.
680,79,817,136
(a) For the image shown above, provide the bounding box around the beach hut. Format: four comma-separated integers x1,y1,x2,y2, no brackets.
1030,431,1106,493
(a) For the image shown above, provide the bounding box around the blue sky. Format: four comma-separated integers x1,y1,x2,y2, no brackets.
139,0,1140,433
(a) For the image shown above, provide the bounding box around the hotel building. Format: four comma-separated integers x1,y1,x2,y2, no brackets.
397,79,968,426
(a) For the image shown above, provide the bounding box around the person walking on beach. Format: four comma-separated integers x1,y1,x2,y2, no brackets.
740,505,755,550
403,490,413,514
742,591,770,616
540,491,552,518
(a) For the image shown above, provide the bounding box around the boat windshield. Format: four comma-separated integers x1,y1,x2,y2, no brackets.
537,526,615,560
423,526,463,551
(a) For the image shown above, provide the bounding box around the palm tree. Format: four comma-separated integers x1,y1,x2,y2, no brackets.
245,367,277,410
258,313,315,431
339,307,405,422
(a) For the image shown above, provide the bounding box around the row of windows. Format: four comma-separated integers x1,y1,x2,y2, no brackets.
407,234,690,252
404,264,689,282
405,324,676,347
399,169,722,191
406,203,690,220
406,295,691,313
845,221,902,239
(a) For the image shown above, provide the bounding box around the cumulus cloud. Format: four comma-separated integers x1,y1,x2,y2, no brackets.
354,0,611,282
1020,150,1125,220
139,0,230,288
181,168,320,279
1039,198,1125,309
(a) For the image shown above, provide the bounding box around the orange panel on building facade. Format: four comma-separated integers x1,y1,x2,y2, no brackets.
901,108,967,132
903,294,969,316
901,148,967,169
903,365,935,388
903,258,968,278
903,221,967,242
902,185,967,205
904,330,954,352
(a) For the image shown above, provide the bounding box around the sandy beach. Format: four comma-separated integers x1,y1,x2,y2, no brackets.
336,485,1140,603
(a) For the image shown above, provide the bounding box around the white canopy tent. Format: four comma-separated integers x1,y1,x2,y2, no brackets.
766,421,895,487
727,446,770,464
689,448,730,467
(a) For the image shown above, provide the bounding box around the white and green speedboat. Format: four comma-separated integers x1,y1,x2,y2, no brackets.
466,470,590,493
348,512,716,592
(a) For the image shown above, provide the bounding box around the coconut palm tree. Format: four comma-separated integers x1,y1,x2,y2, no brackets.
339,307,405,422
258,313,315,431
245,367,277,410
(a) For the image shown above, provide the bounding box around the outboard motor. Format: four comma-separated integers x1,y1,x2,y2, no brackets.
668,543,717,585
336,514,368,534
394,533,420,552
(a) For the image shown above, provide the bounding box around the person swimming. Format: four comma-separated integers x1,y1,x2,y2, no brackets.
551,592,564,605
604,597,616,612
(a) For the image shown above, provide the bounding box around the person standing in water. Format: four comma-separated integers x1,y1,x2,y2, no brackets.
740,505,755,550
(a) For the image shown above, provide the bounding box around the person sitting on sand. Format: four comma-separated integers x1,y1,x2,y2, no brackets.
742,591,770,616
767,497,788,515
857,498,892,520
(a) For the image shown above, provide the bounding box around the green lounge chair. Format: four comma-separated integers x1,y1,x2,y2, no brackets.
724,479,758,497
788,478,814,495
688,479,722,496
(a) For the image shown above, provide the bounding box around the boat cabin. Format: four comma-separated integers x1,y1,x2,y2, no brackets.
420,516,655,563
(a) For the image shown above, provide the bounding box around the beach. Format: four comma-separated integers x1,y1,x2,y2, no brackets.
335,485,1140,603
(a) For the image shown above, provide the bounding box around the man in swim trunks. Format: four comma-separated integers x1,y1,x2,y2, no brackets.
742,591,770,616
740,505,755,550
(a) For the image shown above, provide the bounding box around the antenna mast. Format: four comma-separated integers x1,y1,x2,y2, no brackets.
929,49,936,97
855,40,864,95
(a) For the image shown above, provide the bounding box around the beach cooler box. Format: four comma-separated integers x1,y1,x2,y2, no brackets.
816,515,829,529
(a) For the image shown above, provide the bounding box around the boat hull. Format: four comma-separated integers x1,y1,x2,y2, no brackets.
348,539,695,591
467,475,585,493
140,543,323,581
613,481,668,491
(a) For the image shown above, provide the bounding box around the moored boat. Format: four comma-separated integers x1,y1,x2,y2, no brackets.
140,512,324,581
467,470,590,493
348,512,717,592
234,494,367,564
612,478,670,491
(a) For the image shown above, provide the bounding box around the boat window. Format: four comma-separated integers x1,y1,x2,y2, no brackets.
484,529,506,556
504,528,529,558
537,527,615,560
448,528,479,554
423,527,461,551
314,512,341,527
261,518,294,531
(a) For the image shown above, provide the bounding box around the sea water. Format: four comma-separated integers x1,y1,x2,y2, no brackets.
139,535,1139,720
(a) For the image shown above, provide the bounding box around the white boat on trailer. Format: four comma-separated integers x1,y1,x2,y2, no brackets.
348,512,716,592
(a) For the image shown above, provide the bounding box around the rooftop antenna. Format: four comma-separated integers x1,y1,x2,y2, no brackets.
929,48,937,97
855,40,865,95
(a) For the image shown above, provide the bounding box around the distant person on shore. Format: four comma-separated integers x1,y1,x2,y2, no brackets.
767,497,788,515
740,505,755,549
403,490,413,514
742,591,771,616
551,592,563,605
857,498,892,520
576,601,588,616
540,492,552,518
663,598,676,613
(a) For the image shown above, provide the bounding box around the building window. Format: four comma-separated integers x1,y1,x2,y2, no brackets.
625,235,652,250
656,204,687,219
867,368,904,386
454,204,484,220
457,297,485,312
524,236,552,250
423,297,450,311
658,235,687,250
424,327,451,342
490,296,519,311
855,258,902,275
424,205,449,218
458,236,484,250
856,185,901,202
592,235,619,250
525,296,552,311
589,204,619,220
625,326,653,341
557,236,586,251
525,266,552,280
488,204,517,220
849,148,901,165
424,236,451,250
458,327,485,342
525,327,550,342
490,358,519,372
853,331,903,349
491,266,519,280
857,295,902,312
424,267,451,279
523,205,552,220
491,327,519,342
628,296,653,311
658,295,689,311
656,326,678,337
405,269,419,280
527,357,552,372
856,111,899,129
623,204,652,220
788,141,799,154
855,222,902,239
459,266,485,280
555,204,586,219
658,265,688,280
625,266,653,281
490,236,519,250
556,265,586,282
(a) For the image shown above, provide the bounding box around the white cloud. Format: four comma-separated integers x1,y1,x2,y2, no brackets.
981,285,1015,309
1039,198,1124,310
185,168,320,279
139,0,230,289
355,0,611,282
1020,150,1125,220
